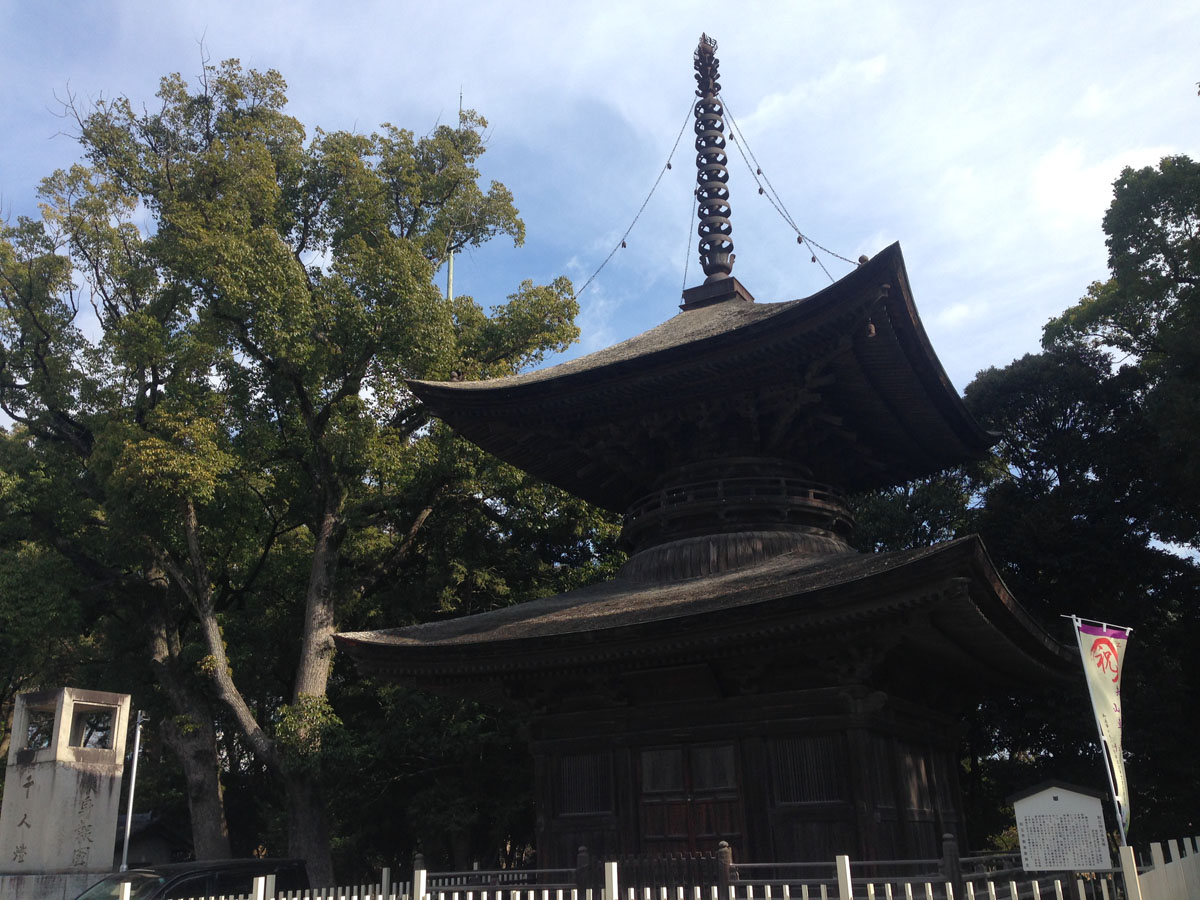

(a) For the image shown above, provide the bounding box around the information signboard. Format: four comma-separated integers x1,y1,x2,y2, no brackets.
1012,782,1109,871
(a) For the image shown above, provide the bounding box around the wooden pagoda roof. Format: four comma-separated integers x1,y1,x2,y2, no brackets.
335,535,1074,706
409,243,995,513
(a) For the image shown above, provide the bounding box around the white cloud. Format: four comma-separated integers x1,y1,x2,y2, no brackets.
933,301,979,330
1031,141,1179,238
739,54,890,131
2,0,1198,393
1072,84,1111,118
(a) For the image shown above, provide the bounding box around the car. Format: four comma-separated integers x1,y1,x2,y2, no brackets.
73,858,309,900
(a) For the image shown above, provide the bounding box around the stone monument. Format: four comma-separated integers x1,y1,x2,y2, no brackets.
1,687,131,875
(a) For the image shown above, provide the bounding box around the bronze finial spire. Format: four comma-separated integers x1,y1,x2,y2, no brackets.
680,35,753,309
693,34,734,282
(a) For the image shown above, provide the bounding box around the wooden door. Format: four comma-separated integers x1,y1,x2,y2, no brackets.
639,742,743,853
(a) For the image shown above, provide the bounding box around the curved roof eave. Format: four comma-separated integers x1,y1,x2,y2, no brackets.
403,243,994,507
334,535,1074,685
409,243,986,441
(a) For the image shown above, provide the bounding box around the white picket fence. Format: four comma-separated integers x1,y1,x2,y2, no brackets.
214,866,1083,900
118,837,1200,900
1120,837,1200,900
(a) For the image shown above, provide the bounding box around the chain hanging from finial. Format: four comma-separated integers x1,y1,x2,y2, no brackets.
693,33,734,282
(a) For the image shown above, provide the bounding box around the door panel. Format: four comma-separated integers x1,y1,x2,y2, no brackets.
639,742,743,852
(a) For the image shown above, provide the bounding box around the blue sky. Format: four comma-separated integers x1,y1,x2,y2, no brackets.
1,0,1197,389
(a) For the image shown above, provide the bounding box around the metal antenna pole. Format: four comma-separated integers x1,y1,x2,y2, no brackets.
446,86,464,303
120,710,148,871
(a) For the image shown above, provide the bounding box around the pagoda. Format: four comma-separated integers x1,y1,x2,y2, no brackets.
336,36,1072,866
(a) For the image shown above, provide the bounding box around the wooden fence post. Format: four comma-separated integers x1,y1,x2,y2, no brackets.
835,855,853,900
381,866,392,900
414,852,428,900
604,860,619,900
1118,845,1142,900
718,841,735,891
1149,841,1166,871
577,846,592,891
940,833,964,900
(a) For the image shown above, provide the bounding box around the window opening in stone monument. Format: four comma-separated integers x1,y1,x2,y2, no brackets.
69,705,114,749
24,707,55,750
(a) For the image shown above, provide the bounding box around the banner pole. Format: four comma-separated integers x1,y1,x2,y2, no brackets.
1071,615,1128,846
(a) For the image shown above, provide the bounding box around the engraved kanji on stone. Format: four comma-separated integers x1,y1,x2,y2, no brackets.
73,820,93,846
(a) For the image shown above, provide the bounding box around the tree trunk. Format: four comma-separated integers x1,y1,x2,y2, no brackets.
292,506,343,701
145,574,231,860
160,710,231,860
284,504,345,885
286,772,335,887
166,496,342,881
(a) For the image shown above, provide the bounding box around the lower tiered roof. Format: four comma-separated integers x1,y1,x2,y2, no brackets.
335,535,1073,706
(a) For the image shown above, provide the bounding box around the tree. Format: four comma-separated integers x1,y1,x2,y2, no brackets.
961,348,1199,841
955,156,1200,841
0,59,617,882
1043,155,1200,549
849,466,974,553
0,432,89,778
850,157,1200,844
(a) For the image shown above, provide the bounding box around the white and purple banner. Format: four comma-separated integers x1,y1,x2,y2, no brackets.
1073,617,1130,836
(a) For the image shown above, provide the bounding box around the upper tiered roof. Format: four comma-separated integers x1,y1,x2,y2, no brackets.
410,242,994,515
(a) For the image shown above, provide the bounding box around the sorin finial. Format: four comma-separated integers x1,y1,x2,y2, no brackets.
693,34,734,282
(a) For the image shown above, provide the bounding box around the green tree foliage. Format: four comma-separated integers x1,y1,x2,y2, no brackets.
849,467,974,553
1043,155,1200,547
964,157,1200,843
962,349,1198,843
0,59,620,881
0,433,88,775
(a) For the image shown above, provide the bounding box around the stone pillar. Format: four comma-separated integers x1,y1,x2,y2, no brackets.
0,688,131,873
